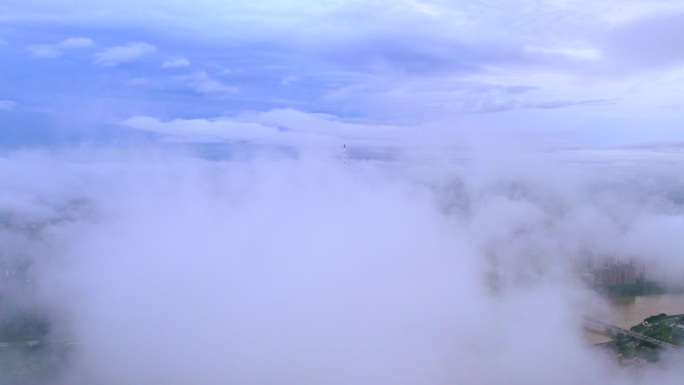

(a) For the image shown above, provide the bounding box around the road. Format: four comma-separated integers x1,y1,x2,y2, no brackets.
584,316,682,350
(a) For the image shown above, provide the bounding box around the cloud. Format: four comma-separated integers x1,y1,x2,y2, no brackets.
322,83,371,101
25,44,61,58
502,85,538,94
161,57,190,69
611,140,684,151
2,0,684,146
93,42,156,66
2,146,684,384
119,108,405,147
0,100,16,110
526,45,603,60
252,108,399,141
126,77,151,87
281,75,299,86
24,37,93,58
183,71,238,94
523,99,617,110
120,115,282,143
602,11,684,70
59,37,93,48
461,98,619,114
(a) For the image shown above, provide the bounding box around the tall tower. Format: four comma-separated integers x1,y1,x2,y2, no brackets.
343,143,347,165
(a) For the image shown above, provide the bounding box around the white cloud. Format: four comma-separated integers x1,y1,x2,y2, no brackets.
184,71,238,94
323,83,370,101
252,108,397,140
281,75,299,86
4,0,684,142
59,37,93,48
127,77,151,87
0,100,16,110
119,109,413,147
161,57,190,69
25,36,93,59
526,45,603,60
591,0,684,26
120,115,282,143
94,42,156,66
405,0,445,17
6,147,684,384
25,44,61,58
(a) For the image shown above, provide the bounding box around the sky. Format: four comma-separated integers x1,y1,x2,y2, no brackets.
4,2,684,384
2,0,684,152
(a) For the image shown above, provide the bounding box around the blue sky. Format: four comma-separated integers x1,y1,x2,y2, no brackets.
2,0,684,151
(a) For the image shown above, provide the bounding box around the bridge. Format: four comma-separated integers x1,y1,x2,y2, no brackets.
584,316,682,351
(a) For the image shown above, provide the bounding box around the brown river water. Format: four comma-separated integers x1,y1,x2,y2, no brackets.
584,293,684,344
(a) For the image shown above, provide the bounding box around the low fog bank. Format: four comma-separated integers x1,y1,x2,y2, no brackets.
1,147,684,384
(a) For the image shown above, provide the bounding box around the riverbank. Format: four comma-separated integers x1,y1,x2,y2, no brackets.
585,293,684,345
593,281,684,298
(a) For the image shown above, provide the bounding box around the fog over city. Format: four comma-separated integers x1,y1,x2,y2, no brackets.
3,0,684,384
0,140,683,384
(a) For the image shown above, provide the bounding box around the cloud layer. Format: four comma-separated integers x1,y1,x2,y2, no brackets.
93,42,156,66
2,142,684,384
2,0,684,147
1,1,684,382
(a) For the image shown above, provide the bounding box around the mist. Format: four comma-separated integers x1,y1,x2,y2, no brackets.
2,144,684,385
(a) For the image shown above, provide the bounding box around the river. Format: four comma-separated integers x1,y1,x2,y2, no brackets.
584,293,684,344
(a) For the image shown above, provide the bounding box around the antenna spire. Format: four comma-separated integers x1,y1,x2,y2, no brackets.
343,143,347,166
